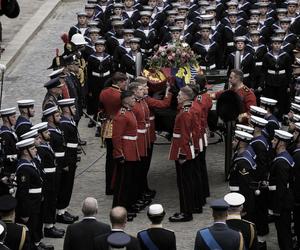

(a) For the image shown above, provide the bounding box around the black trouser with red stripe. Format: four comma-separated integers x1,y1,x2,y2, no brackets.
175,160,195,214
105,138,115,195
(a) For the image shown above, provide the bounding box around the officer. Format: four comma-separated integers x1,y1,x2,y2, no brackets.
194,198,245,250
99,72,128,195
15,138,53,250
42,77,64,110
86,39,113,126
168,86,196,222
42,106,77,224
30,122,65,238
229,130,256,222
249,115,270,249
112,90,140,221
0,195,30,250
0,108,18,195
15,100,35,140
292,122,300,248
137,204,176,250
57,98,79,224
224,192,258,250
269,129,294,250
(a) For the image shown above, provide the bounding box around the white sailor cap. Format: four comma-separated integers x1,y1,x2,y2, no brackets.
224,192,245,207
287,0,298,5
274,129,293,141
139,11,152,17
77,11,87,17
16,138,35,150
42,106,59,117
294,122,300,131
291,103,300,113
0,107,16,117
48,68,67,80
236,124,254,134
293,114,300,122
31,122,48,133
148,204,165,216
276,8,288,13
250,115,268,127
95,39,106,45
234,36,247,43
17,99,35,108
57,98,75,107
200,14,214,21
88,27,100,33
21,129,39,140
260,97,277,106
111,20,124,26
234,130,253,142
250,105,267,117
129,37,141,43
226,0,238,6
294,96,300,104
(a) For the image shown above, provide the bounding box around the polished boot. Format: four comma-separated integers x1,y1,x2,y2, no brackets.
169,213,193,222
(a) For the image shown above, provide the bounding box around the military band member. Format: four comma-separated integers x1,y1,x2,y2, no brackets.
15,138,53,250
99,72,128,195
0,195,30,250
194,198,245,250
229,130,256,221
87,39,113,126
169,87,196,222
137,204,176,250
57,98,79,224
0,107,18,192
42,77,64,110
31,122,65,239
268,130,294,250
224,192,258,250
112,90,140,221
15,100,35,140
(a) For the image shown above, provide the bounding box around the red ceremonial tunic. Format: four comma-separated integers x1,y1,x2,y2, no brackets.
99,85,122,118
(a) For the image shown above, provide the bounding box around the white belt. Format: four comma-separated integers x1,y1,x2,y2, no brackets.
229,186,240,191
29,188,42,194
227,42,234,46
92,70,110,77
55,152,65,157
6,154,17,160
137,129,147,133
122,136,137,140
149,116,155,121
126,73,134,79
255,62,263,66
43,167,56,173
267,69,286,75
209,64,216,69
173,133,181,138
66,143,78,148
268,185,276,191
243,73,250,78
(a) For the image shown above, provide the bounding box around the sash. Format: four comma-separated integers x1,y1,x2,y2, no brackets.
199,229,222,250
139,231,159,250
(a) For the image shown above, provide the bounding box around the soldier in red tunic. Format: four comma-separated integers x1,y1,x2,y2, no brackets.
99,72,128,195
112,90,140,221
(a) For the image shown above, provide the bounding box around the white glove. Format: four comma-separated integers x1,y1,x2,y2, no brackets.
0,64,6,72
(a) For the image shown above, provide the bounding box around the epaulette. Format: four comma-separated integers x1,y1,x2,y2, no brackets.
120,107,127,115
243,85,249,92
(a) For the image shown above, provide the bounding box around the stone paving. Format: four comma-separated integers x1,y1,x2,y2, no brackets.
2,1,280,249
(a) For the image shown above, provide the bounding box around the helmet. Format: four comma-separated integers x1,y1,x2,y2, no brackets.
71,34,88,45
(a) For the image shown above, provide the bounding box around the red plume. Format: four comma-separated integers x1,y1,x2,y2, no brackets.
60,32,69,44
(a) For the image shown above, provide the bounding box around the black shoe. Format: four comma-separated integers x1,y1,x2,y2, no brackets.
79,140,87,146
56,213,75,224
95,129,100,137
258,241,267,250
127,212,137,218
193,207,203,214
53,225,65,234
88,120,95,128
130,205,141,213
36,242,54,250
169,213,193,222
127,215,134,222
65,211,79,221
44,226,64,238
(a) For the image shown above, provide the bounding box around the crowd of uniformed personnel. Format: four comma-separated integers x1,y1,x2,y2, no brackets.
0,0,300,249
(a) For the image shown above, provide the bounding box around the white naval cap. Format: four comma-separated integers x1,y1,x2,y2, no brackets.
274,129,293,142
234,130,253,142
250,115,268,128
295,96,300,104
17,99,35,108
224,192,245,207
48,68,65,79
16,138,35,150
57,98,75,107
21,129,38,140
294,122,300,131
250,105,267,117
291,103,300,113
148,204,164,216
293,114,300,122
260,97,277,106
42,106,59,117
31,122,48,133
0,107,16,117
236,124,254,134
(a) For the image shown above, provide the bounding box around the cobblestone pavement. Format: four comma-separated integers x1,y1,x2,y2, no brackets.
3,1,280,249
